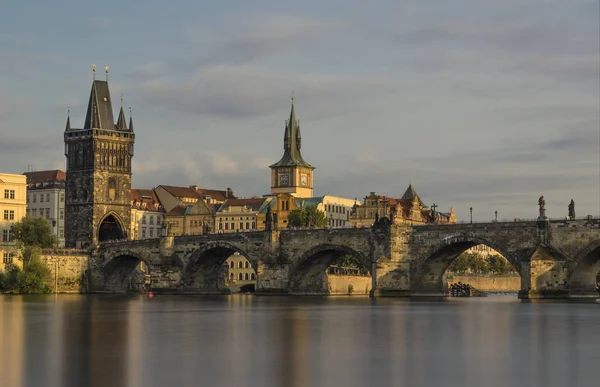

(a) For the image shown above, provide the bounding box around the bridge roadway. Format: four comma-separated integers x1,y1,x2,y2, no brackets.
89,218,600,299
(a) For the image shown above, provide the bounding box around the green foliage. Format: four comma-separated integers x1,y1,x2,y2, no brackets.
347,284,354,295
287,209,307,227
10,217,57,248
448,252,517,275
0,256,52,294
287,206,328,228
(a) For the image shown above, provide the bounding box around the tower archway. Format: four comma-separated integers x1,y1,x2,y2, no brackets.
98,213,126,242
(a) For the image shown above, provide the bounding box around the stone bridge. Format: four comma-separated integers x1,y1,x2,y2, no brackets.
89,218,600,299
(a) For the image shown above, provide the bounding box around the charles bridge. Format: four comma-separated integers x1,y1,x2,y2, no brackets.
60,217,600,299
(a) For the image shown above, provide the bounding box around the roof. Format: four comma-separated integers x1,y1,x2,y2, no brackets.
166,205,188,216
400,184,425,207
23,170,66,183
131,188,163,211
298,197,323,208
158,185,234,202
218,198,266,212
270,100,314,169
116,106,128,130
84,80,116,130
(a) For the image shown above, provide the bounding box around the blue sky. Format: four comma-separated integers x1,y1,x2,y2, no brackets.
1,0,599,221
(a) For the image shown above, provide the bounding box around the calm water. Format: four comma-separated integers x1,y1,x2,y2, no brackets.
1,295,599,387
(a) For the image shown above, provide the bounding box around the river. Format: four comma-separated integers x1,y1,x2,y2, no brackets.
0,295,598,387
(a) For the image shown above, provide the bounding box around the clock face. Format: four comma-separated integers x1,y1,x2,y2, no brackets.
279,173,289,186
300,174,308,186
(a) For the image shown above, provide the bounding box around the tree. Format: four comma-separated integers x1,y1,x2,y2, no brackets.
10,217,56,248
287,209,307,227
286,206,328,228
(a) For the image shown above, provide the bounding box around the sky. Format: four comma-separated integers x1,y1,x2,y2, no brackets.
0,0,598,222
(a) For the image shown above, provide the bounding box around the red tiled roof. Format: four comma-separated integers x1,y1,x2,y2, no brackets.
23,170,65,183
131,188,163,211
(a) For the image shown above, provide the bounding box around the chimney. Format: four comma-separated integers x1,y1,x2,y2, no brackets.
226,187,233,198
190,185,199,190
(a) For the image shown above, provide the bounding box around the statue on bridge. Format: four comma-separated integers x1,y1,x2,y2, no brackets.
538,196,547,220
265,205,273,232
568,199,575,220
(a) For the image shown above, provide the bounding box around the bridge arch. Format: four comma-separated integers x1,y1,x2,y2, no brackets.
411,234,519,296
568,241,600,297
102,249,152,292
181,241,257,294
289,243,371,295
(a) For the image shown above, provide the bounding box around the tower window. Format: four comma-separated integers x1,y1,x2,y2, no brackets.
108,179,117,201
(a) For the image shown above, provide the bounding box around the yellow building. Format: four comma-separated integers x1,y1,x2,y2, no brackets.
225,252,256,290
215,198,265,233
269,99,314,198
0,173,27,271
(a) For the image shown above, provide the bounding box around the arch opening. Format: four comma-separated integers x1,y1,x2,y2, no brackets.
413,240,520,297
103,255,150,293
290,245,371,295
569,245,600,297
98,214,125,242
181,246,256,294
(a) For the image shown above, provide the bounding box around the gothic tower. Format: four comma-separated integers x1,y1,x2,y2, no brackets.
269,98,314,197
64,72,135,248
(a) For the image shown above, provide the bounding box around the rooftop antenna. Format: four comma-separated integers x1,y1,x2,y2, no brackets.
93,64,96,80
105,65,109,81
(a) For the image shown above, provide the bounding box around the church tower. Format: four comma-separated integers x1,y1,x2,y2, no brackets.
269,98,314,197
64,67,135,248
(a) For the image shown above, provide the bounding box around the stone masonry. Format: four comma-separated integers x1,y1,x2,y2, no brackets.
46,218,600,299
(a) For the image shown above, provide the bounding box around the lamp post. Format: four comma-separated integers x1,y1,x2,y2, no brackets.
494,210,498,222
470,207,473,224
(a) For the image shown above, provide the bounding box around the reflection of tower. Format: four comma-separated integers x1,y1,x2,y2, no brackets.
269,97,315,198
64,68,135,247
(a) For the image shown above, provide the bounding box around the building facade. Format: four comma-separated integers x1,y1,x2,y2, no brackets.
64,77,135,248
154,185,233,213
23,170,66,247
130,189,164,240
225,252,256,288
215,198,265,233
301,195,356,228
0,173,27,271
269,99,314,198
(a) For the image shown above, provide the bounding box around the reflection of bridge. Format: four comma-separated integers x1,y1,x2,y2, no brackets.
90,218,600,299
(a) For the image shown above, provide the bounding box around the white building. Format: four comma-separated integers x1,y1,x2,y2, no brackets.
300,195,356,228
131,189,165,239
1,172,27,271
23,170,66,247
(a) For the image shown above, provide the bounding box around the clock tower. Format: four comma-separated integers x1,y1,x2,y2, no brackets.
269,98,314,197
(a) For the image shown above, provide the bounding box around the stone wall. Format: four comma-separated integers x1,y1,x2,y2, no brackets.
40,250,89,293
448,275,521,292
327,274,371,295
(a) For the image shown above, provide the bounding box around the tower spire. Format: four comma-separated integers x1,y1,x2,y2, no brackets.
116,94,128,131
269,96,313,169
129,107,134,131
65,108,71,131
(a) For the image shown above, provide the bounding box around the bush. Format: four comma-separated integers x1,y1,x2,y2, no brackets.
0,250,52,294
347,284,354,295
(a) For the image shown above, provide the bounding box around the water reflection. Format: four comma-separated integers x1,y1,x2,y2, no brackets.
0,295,599,387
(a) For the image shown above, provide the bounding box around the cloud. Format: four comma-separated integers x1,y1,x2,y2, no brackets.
208,152,240,175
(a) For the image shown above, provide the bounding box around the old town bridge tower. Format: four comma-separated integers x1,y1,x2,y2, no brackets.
269,98,314,198
64,70,135,248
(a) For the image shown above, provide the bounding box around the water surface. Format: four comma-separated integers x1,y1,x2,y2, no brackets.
1,295,598,387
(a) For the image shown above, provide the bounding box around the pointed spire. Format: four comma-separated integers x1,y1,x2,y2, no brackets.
116,106,128,131
270,95,313,169
84,79,115,129
65,108,71,131
129,107,134,131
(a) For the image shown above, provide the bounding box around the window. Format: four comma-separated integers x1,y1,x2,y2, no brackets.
244,273,249,280
9,190,15,199
238,261,243,268
40,194,44,203
149,216,154,225
60,194,64,202
3,252,14,265
59,210,64,220
108,178,117,201
244,261,249,269
33,194,36,203
238,273,243,280
3,210,8,220
59,229,64,237
252,222,255,229
230,261,234,268
3,190,8,199
149,228,154,237
230,222,234,230
46,193,50,202
251,273,255,280
225,223,229,230
219,223,223,230
246,222,249,229
9,210,14,220
230,273,234,280
142,228,146,238
2,230,9,242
